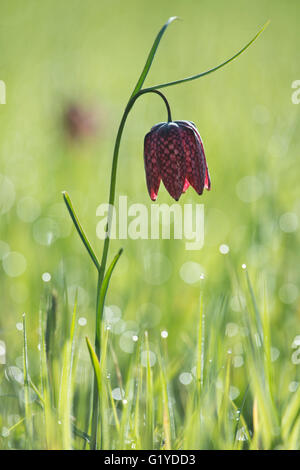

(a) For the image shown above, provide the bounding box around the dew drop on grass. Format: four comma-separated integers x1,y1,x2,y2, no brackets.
111,387,125,401
292,336,300,348
161,330,168,339
219,244,230,254
78,317,87,326
5,366,24,384
179,372,193,385
288,381,299,393
1,427,9,438
233,355,244,368
0,341,6,365
291,348,300,365
271,347,280,362
229,386,240,400
236,426,248,441
42,272,51,282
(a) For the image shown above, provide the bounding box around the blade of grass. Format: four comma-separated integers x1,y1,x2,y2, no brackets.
196,293,205,399
145,21,270,92
22,313,32,446
40,305,58,449
144,331,154,449
86,327,109,450
62,191,101,271
130,16,178,98
91,248,123,449
58,293,78,449
158,352,171,450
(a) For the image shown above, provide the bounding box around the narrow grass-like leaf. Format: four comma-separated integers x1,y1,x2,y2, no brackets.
144,331,154,449
158,353,171,450
144,21,270,92
282,383,300,441
58,293,78,449
106,379,120,433
22,313,32,444
7,417,26,436
130,16,178,98
86,328,109,450
62,191,101,271
96,248,123,351
40,306,58,448
196,293,205,398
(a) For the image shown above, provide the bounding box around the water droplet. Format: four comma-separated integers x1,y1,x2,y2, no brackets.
229,386,240,400
111,387,125,401
219,244,230,254
78,317,87,326
179,372,193,385
288,381,299,393
42,272,51,282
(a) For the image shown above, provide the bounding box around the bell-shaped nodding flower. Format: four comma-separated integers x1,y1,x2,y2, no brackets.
144,120,211,201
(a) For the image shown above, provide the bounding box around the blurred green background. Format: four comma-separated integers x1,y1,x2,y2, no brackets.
0,0,300,449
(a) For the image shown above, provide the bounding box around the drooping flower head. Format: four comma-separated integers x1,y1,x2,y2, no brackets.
144,120,211,201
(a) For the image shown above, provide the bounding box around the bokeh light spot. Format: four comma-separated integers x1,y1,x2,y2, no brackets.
279,212,298,233
236,176,263,203
2,251,27,277
179,261,205,284
0,174,15,215
17,196,41,223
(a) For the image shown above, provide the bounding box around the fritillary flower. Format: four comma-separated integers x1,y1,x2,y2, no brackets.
144,120,211,201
